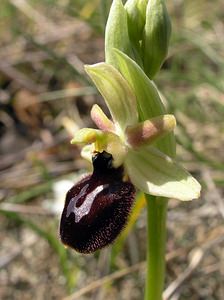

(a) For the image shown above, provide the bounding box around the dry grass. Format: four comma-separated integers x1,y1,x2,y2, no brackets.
0,0,223,299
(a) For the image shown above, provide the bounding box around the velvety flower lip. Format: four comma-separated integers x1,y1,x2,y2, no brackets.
71,60,201,201
60,151,135,253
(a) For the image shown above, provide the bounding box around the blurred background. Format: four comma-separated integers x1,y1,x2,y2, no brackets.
0,0,223,299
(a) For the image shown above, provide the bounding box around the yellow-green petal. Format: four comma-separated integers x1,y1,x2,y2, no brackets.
126,114,176,148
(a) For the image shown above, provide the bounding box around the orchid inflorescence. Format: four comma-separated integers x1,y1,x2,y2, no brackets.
59,0,201,255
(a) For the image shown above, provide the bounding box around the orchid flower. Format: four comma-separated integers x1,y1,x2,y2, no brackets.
71,61,200,202
60,51,200,254
60,1,201,299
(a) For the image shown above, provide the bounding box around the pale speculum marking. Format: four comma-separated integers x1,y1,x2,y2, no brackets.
66,184,109,222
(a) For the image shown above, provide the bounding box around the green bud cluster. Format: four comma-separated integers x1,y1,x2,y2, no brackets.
105,0,171,79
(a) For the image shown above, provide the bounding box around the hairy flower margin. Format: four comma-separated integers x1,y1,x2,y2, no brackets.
71,50,201,202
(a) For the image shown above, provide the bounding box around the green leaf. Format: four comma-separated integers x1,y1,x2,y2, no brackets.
125,146,201,201
105,0,133,68
142,0,171,78
85,63,138,131
113,49,175,157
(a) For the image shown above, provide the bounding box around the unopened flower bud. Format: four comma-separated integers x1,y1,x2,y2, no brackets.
125,0,148,42
105,0,133,69
142,0,171,79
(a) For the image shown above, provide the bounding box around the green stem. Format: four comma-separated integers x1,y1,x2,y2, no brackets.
144,194,168,300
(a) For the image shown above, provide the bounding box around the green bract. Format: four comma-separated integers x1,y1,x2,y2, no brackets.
71,62,201,201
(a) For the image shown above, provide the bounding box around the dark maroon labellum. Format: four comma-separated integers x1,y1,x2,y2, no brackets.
59,151,135,254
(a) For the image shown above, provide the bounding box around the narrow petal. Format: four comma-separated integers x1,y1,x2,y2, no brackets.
126,114,176,148
125,147,201,201
85,63,138,131
91,104,115,132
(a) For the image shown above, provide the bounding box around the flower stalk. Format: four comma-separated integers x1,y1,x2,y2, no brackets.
145,195,167,300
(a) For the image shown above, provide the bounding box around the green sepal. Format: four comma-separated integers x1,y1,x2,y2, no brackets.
113,49,175,157
125,146,201,201
85,63,138,132
142,0,171,79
